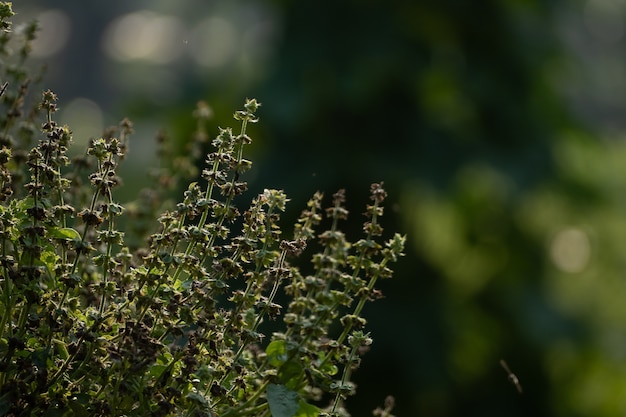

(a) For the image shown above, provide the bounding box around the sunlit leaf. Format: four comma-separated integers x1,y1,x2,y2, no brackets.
266,340,287,366
49,227,80,240
294,400,320,417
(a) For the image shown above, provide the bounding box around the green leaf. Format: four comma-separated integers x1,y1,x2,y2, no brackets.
279,359,304,389
267,384,299,417
49,227,80,240
40,245,59,274
149,364,168,379
317,351,338,376
266,340,287,367
294,400,320,417
53,339,69,360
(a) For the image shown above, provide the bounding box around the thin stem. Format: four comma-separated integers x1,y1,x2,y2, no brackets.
330,342,360,413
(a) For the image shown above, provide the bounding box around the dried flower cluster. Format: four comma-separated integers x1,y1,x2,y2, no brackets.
0,4,404,417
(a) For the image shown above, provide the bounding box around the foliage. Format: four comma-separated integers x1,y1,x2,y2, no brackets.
0,4,404,416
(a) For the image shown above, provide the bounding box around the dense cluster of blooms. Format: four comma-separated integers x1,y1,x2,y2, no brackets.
0,4,404,416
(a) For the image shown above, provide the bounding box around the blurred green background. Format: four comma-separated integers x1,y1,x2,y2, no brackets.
16,0,626,415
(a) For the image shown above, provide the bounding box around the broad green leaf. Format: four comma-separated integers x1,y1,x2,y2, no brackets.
49,227,80,240
279,359,304,389
149,364,168,379
267,384,299,417
294,400,320,417
266,340,287,366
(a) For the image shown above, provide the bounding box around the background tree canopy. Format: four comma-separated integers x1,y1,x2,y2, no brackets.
17,0,626,415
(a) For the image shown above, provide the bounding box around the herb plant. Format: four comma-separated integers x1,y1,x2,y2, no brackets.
0,4,404,416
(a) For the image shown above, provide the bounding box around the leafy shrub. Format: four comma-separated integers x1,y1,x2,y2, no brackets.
0,4,404,416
